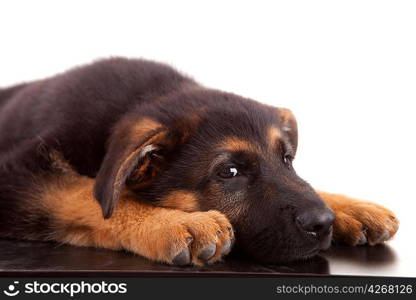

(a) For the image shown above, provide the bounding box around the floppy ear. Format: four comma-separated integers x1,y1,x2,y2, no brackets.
277,108,298,154
93,118,178,218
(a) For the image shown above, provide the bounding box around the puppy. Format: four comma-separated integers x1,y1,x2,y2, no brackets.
0,58,399,265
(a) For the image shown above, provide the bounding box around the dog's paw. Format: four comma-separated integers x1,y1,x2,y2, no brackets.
131,210,234,266
330,197,399,246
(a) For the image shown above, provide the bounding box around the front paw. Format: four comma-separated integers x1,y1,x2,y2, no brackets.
331,196,399,246
129,210,234,266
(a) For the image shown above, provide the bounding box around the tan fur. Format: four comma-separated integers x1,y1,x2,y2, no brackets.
159,190,200,212
36,173,232,265
49,150,77,174
277,108,296,125
267,126,281,151
130,118,163,140
220,136,257,152
178,113,202,143
318,191,399,245
34,118,399,262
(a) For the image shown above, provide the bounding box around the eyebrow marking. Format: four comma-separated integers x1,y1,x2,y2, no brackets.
277,108,295,125
267,126,281,151
130,118,163,139
219,137,257,152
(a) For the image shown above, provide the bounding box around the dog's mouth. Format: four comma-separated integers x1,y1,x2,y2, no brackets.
301,226,333,250
285,242,326,262
232,243,322,264
290,226,333,260
300,245,323,258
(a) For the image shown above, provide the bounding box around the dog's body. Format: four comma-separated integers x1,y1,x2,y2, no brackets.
0,58,398,265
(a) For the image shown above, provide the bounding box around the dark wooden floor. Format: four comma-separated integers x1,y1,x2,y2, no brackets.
0,239,409,277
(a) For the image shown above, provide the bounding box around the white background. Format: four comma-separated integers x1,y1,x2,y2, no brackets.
1,0,415,275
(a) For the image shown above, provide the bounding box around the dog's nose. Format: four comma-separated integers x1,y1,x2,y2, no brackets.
296,208,335,239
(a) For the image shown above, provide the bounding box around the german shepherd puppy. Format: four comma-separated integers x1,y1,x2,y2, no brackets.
0,58,398,265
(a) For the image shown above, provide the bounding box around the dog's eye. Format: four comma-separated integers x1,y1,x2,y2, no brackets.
283,154,294,166
218,167,239,179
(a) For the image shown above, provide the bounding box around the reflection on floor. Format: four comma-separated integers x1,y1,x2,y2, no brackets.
0,239,399,276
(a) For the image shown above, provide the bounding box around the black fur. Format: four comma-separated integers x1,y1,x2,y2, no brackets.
0,58,333,263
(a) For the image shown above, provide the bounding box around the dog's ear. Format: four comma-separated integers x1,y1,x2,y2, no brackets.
93,118,181,218
277,108,298,154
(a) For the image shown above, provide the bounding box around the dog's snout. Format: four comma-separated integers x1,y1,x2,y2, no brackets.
296,208,335,238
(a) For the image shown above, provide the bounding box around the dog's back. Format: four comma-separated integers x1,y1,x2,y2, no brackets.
0,83,27,107
0,58,195,175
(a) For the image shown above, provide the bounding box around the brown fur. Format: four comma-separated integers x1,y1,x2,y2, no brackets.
129,118,163,141
0,58,399,265
267,126,281,151
277,108,296,125
219,137,258,153
37,172,232,265
159,190,200,212
318,191,399,246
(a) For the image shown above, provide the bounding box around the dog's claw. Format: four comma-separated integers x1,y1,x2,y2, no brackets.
172,248,191,265
198,242,216,261
373,231,390,245
220,239,232,254
357,233,367,245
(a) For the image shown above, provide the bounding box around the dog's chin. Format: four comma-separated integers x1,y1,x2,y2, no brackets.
234,247,319,264
269,247,321,264
234,233,333,264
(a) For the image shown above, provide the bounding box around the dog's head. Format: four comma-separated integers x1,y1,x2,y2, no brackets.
94,88,335,263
